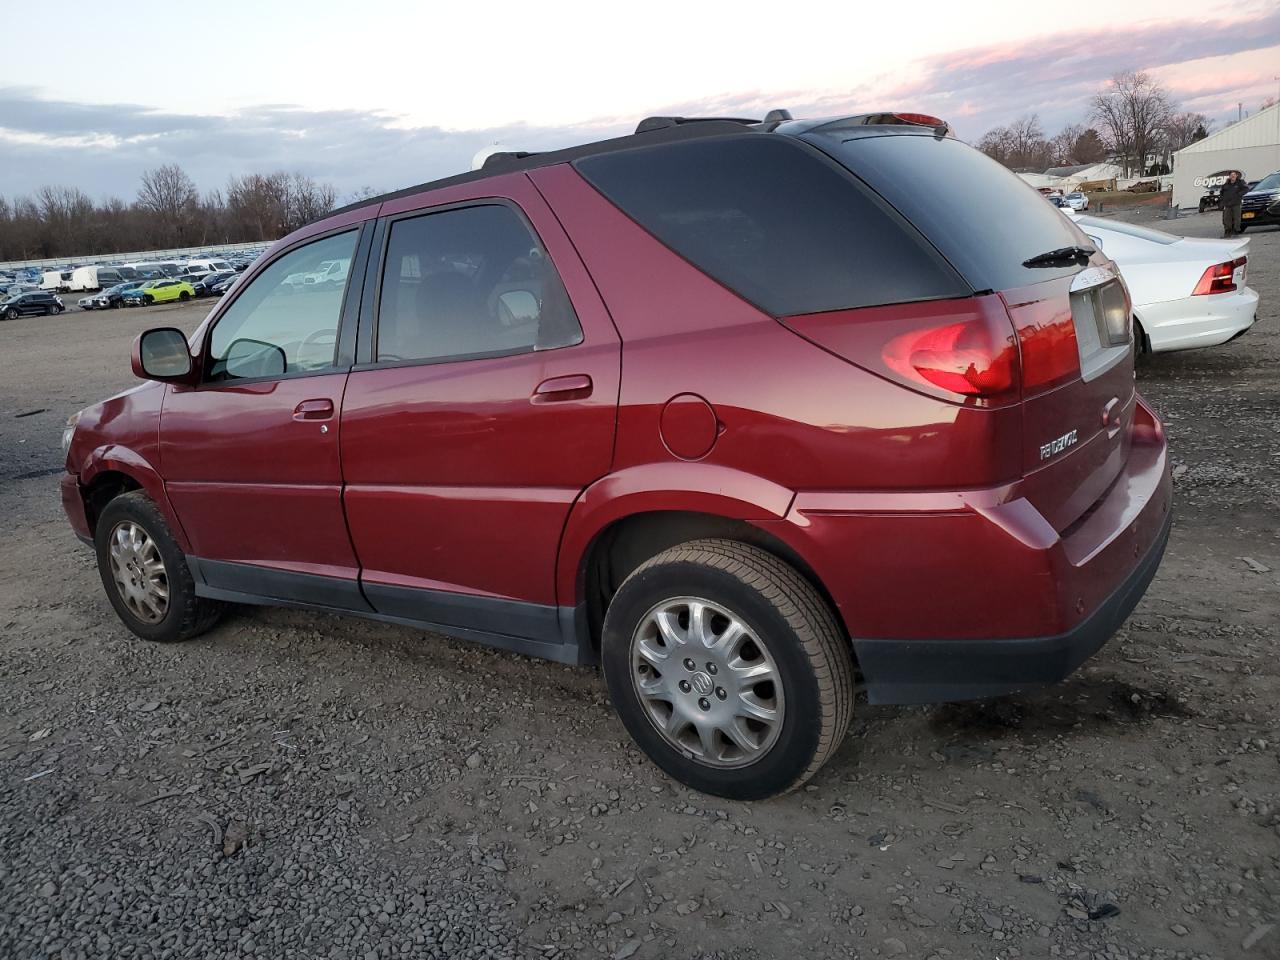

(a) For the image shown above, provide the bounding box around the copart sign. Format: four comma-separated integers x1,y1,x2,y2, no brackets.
1194,171,1236,188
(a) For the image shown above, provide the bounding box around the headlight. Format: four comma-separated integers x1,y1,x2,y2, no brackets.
61,411,81,455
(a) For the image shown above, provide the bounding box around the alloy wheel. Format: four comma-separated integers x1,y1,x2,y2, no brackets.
107,520,169,624
630,597,784,768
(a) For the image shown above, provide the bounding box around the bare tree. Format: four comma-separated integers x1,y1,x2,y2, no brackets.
1163,112,1211,153
0,167,342,260
344,185,382,205
1091,71,1173,177
976,116,1051,170
137,164,199,244
1049,124,1085,166
1007,115,1047,168
288,173,337,230
977,125,1015,166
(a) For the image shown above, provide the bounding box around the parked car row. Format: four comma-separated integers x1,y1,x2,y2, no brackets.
0,248,268,308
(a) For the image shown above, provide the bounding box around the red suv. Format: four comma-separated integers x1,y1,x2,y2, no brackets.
61,112,1171,799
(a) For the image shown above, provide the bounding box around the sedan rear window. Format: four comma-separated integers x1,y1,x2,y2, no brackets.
575,135,968,317
810,132,1091,292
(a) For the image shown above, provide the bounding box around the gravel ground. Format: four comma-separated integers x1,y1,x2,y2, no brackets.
1,213,1278,960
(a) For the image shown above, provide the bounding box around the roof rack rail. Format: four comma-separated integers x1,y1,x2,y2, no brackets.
481,150,540,171
634,115,762,134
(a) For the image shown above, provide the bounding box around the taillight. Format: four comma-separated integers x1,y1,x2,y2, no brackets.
883,320,1017,398
1192,256,1246,295
781,296,1021,406
892,112,946,128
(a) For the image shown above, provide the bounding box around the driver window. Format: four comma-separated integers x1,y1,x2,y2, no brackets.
207,230,357,381
375,204,582,364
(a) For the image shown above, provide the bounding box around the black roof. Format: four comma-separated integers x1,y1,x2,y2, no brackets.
325,119,766,220
323,111,952,221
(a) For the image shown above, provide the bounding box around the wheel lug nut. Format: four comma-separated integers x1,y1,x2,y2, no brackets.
698,698,710,711
706,663,717,675
683,658,695,671
679,680,691,693
715,687,727,700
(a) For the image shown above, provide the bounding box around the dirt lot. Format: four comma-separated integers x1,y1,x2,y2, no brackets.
2,213,1278,960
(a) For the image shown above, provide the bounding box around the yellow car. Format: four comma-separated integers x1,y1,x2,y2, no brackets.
122,278,196,306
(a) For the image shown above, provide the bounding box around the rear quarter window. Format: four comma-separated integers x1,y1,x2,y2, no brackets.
574,135,968,316
810,132,1091,292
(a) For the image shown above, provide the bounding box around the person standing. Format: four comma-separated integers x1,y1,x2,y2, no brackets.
1220,170,1248,236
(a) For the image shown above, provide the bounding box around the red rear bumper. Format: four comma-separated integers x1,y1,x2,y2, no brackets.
770,396,1172,703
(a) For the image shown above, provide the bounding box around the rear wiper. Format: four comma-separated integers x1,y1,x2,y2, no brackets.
1022,245,1094,268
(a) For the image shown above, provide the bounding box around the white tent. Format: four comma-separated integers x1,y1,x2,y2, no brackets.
1017,172,1067,193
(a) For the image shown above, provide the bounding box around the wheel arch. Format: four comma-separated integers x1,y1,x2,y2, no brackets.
557,466,843,654
80,448,191,551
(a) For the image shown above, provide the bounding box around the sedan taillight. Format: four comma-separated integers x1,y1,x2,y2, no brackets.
1192,256,1246,296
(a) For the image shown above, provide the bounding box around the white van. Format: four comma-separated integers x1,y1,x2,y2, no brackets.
41,270,72,292
183,258,234,275
69,265,131,291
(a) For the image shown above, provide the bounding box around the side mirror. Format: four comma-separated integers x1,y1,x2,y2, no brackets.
225,338,287,379
132,327,193,382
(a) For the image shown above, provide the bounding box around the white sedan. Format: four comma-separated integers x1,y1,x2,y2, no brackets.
1062,191,1090,211
1068,213,1258,353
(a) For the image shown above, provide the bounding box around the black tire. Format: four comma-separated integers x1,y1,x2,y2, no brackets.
49,305,62,315
94,491,221,643
4,308,17,320
601,539,854,800
179,291,191,301
111,300,121,309
143,295,154,305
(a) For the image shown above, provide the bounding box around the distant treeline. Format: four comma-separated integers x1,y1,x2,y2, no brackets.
0,164,357,262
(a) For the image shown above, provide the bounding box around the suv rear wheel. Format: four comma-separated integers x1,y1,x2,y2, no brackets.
601,539,853,799
94,491,221,643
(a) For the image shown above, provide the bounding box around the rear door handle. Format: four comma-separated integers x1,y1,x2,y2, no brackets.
532,375,593,403
293,398,334,420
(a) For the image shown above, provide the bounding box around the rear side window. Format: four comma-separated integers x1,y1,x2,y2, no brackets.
811,133,1090,291
575,136,967,316
375,203,582,364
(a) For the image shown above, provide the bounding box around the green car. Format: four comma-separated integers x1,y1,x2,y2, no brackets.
122,279,196,307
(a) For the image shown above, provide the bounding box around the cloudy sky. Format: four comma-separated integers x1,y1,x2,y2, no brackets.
2,0,1278,203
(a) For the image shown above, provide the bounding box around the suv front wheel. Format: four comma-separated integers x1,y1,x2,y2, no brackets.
94,491,221,643
602,539,854,800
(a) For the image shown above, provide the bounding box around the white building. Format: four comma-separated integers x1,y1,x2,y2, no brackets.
1171,102,1280,209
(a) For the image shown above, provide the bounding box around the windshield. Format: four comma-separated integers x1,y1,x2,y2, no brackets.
1076,216,1180,245
1251,172,1280,192
808,131,1089,290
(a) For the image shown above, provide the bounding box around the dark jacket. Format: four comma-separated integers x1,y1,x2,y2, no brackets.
1221,178,1249,206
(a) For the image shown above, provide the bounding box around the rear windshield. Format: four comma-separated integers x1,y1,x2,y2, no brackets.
1075,216,1179,245
808,132,1090,291
575,135,968,316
